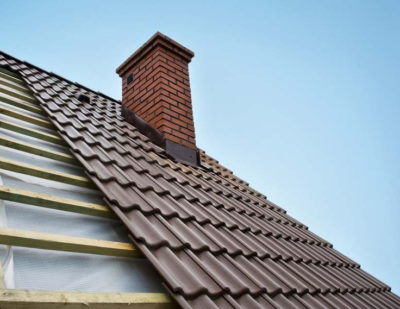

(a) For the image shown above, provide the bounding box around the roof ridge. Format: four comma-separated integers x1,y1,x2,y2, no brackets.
0,50,120,104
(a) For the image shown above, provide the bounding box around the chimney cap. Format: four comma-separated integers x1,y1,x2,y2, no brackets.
116,32,195,76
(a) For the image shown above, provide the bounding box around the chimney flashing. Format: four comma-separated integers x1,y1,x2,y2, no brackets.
165,139,200,167
121,105,200,166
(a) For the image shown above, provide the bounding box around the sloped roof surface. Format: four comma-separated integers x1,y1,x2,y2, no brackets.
1,51,399,309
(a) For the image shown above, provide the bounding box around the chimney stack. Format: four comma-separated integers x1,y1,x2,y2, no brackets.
117,32,199,165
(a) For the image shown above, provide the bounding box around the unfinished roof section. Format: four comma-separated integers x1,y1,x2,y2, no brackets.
0,50,399,309
0,66,169,306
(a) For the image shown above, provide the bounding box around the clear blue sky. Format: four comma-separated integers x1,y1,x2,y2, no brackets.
1,0,399,294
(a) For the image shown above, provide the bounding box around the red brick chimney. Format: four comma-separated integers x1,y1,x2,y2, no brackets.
116,33,198,164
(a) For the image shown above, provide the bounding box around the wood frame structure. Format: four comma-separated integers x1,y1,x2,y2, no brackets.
0,66,171,308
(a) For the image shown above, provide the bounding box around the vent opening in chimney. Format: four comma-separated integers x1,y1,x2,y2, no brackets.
126,73,133,85
116,32,200,166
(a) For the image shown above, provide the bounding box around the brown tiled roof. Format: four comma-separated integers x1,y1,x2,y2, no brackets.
1,51,399,309
199,149,267,199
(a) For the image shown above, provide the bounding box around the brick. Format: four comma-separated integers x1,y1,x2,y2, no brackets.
179,126,194,136
169,116,188,128
161,121,182,132
170,105,189,117
154,47,179,64
177,103,193,115
153,80,179,96
168,92,189,105
138,77,156,92
119,33,197,149
134,101,159,118
160,95,180,107
169,130,191,140
173,70,190,83
163,108,179,119
139,53,158,71
166,59,187,72
179,113,193,123
176,91,191,102
164,133,181,145
179,138,196,149
156,61,179,76
167,80,186,93
156,71,178,85
145,65,169,82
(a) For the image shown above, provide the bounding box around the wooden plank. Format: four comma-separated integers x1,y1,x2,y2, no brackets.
0,289,172,309
0,68,24,85
0,85,36,104
0,157,95,188
0,119,64,145
0,105,54,129
0,95,43,115
0,266,6,289
0,185,114,218
0,227,140,257
0,77,31,94
0,134,77,164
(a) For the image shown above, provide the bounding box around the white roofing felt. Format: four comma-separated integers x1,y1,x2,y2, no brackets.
0,68,165,293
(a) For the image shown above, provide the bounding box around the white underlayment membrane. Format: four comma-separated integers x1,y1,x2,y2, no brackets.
0,113,165,292
0,172,165,293
0,175,15,288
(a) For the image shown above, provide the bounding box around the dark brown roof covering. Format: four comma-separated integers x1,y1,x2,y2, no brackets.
1,51,399,309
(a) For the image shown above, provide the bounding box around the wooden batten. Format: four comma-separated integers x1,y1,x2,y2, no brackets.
0,76,31,94
0,289,173,309
0,68,25,85
0,105,54,129
0,157,95,188
0,119,64,145
0,134,77,164
0,186,114,218
0,227,140,258
0,86,37,104
0,95,44,115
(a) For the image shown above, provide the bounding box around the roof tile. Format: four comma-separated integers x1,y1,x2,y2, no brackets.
1,51,398,308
